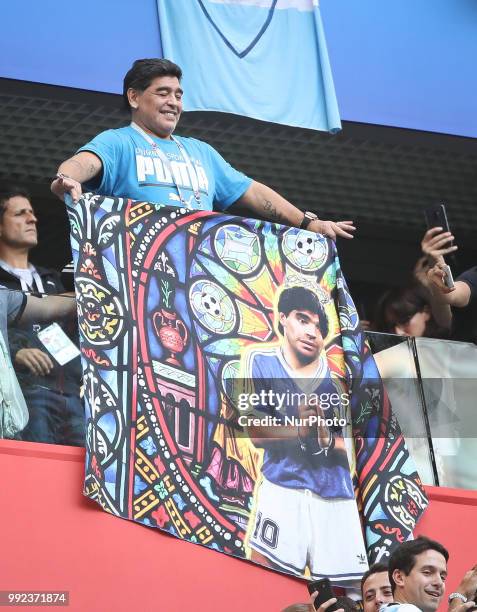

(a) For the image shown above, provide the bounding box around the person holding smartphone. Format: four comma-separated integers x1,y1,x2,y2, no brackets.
427,258,477,343
427,261,475,309
419,216,477,344
305,564,392,612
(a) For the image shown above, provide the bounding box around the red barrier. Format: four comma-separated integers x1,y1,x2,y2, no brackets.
1,440,476,612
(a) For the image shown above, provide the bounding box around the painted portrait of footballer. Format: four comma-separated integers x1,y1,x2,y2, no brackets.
241,285,368,584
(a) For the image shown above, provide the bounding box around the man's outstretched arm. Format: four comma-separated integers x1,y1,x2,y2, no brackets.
237,181,355,240
51,151,103,202
427,260,471,308
20,294,77,325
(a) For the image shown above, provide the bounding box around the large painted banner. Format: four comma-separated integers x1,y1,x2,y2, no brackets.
157,0,341,133
68,194,427,583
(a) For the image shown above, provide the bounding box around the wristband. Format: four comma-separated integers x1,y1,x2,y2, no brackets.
300,211,318,230
449,594,468,604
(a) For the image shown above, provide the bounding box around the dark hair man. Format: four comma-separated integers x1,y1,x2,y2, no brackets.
0,185,83,444
241,285,367,584
276,286,329,338
51,58,355,241
361,563,394,612
0,185,65,295
385,536,449,612
310,557,477,612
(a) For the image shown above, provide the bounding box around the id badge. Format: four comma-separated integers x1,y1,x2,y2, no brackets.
37,322,81,366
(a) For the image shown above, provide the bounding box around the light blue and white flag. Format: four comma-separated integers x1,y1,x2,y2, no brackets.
157,0,341,132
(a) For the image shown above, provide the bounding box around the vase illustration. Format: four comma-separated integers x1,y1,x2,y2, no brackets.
153,309,189,366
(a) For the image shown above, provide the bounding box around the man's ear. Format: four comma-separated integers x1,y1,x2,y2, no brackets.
393,568,406,588
127,88,139,110
279,312,287,327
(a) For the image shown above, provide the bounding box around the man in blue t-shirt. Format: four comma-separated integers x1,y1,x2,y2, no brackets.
51,58,355,240
241,286,368,584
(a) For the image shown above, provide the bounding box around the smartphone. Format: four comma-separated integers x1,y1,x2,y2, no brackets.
308,578,339,612
424,203,457,267
424,203,451,234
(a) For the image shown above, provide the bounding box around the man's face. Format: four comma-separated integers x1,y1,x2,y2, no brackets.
129,75,183,139
0,196,38,249
279,309,324,363
393,550,447,612
362,571,393,612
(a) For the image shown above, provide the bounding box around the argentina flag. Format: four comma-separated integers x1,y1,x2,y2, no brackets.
157,0,341,132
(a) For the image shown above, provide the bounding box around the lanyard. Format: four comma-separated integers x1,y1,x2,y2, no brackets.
0,260,45,294
130,122,202,209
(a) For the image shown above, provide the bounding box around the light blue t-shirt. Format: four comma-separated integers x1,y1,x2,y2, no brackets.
78,126,252,211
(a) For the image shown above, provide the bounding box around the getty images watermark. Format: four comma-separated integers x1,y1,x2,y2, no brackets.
236,390,349,428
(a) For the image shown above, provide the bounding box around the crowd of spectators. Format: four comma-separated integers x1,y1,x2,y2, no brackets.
2,58,475,450
2,196,474,446
283,536,477,612
0,59,475,612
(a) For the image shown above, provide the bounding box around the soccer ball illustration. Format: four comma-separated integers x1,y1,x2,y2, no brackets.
282,228,328,271
190,280,236,334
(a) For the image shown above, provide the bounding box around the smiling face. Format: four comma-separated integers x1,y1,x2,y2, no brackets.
279,308,324,364
0,195,38,250
393,550,447,612
362,571,393,612
128,75,183,139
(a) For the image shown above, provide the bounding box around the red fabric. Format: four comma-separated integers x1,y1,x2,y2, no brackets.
0,440,475,612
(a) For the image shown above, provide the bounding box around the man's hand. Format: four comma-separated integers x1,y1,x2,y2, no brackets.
50,151,102,202
15,348,54,376
309,219,356,241
453,565,477,601
427,259,455,294
309,594,344,612
51,175,83,203
448,601,476,612
427,261,471,308
421,227,457,264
